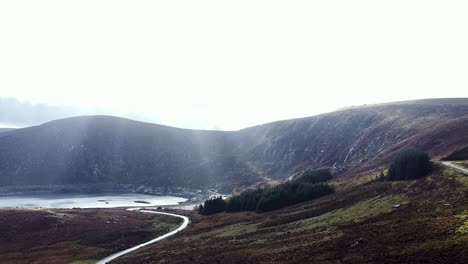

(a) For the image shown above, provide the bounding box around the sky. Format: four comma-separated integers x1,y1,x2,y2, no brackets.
1,1,467,130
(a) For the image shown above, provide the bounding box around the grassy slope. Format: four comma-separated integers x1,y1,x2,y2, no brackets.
454,161,468,169
115,164,468,264
0,208,182,264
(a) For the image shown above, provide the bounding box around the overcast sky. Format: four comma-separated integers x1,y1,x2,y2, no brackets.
1,1,467,130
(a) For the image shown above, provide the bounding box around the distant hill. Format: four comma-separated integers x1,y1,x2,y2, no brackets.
0,116,256,189
0,98,468,190
0,128,15,133
336,98,468,111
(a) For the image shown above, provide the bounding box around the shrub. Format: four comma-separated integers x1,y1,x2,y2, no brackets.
387,148,431,181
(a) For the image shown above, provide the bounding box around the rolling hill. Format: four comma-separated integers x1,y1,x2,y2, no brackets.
0,98,468,190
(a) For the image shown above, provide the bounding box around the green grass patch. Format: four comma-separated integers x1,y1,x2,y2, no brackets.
438,165,468,188
150,220,178,233
290,194,407,233
456,211,468,234
215,223,258,238
453,160,468,169
70,261,97,264
250,238,267,245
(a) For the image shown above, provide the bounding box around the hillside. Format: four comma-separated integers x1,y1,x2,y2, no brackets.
337,98,468,111
0,99,468,190
0,208,182,263
0,128,15,133
0,116,256,188
114,163,468,264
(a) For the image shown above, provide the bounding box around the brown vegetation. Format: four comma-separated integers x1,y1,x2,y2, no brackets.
114,164,468,264
0,208,181,264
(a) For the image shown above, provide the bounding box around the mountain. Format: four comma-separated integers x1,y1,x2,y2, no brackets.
236,99,468,177
0,98,467,190
0,116,252,188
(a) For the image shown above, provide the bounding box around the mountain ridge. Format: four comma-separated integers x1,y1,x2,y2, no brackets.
1,98,468,190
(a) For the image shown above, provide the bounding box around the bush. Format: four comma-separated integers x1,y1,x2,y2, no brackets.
200,196,226,215
387,148,431,181
295,169,333,184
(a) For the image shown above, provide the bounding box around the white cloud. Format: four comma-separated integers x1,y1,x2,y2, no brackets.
1,1,467,130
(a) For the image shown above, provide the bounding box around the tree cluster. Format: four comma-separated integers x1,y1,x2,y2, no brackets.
255,181,333,213
387,148,431,181
198,196,226,215
199,169,334,215
225,188,263,212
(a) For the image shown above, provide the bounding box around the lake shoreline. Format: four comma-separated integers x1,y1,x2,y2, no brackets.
0,183,222,200
0,193,188,209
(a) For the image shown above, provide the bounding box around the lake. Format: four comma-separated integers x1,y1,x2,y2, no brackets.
0,193,187,209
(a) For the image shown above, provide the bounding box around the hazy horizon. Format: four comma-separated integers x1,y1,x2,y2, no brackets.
1,97,468,130
1,1,467,130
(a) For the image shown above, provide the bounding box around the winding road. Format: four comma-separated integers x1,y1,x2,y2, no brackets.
96,209,189,264
441,161,468,175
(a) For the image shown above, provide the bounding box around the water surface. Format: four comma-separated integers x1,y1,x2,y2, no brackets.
0,193,187,209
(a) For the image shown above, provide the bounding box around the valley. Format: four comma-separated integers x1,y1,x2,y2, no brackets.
2,0,467,263
2,160,467,263
1,99,468,263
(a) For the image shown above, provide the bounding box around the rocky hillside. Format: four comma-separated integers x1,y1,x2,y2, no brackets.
236,100,468,176
0,99,467,190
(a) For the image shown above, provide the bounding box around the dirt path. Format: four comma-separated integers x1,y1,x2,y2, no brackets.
97,209,189,264
441,161,468,174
